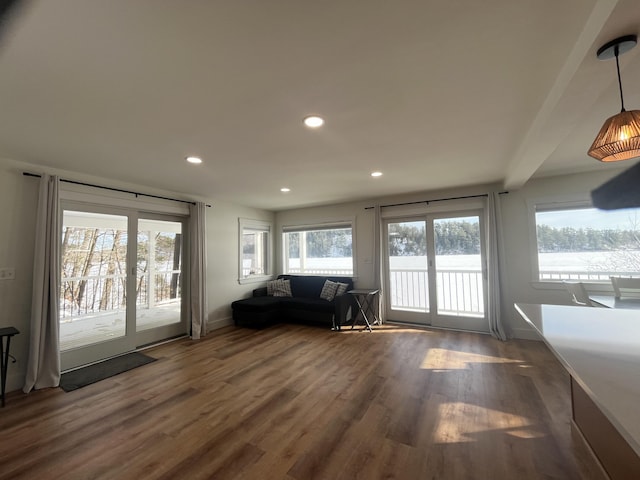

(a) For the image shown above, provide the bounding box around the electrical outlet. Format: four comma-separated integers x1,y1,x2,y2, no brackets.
0,268,15,280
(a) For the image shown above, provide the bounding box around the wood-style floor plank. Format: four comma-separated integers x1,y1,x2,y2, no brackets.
0,323,605,479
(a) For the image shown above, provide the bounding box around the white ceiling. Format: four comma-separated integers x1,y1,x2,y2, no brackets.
0,0,638,211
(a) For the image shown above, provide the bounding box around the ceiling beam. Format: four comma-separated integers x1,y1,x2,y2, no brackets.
503,0,620,190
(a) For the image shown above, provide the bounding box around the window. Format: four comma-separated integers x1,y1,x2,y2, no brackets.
534,203,640,281
239,218,272,283
283,222,354,276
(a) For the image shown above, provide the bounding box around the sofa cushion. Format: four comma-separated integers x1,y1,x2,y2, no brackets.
280,297,335,314
287,276,326,298
283,275,354,299
231,295,282,312
320,280,339,301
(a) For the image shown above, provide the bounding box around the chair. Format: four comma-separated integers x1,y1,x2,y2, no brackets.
609,276,640,299
562,281,594,306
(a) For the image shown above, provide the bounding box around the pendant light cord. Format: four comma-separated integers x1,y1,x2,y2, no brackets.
615,46,626,112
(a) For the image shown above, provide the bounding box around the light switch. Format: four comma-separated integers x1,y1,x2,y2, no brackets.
0,268,15,280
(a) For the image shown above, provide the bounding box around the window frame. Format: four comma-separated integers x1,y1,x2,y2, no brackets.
238,218,274,285
281,220,356,277
528,195,640,289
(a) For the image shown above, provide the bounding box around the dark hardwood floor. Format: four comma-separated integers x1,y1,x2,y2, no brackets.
0,323,603,479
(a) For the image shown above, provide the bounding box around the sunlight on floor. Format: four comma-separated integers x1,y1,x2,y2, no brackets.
420,348,525,370
506,428,547,439
433,401,535,444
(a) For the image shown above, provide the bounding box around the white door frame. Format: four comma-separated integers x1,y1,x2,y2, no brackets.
60,203,189,370
383,208,489,333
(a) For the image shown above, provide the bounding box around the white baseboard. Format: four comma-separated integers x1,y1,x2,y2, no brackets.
208,316,233,331
510,327,541,341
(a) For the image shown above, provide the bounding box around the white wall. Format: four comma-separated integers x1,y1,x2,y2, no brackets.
0,161,39,396
0,158,274,393
500,168,626,338
205,198,275,328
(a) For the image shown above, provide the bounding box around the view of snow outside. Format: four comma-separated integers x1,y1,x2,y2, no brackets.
59,213,183,350
538,251,640,274
285,248,640,315
388,252,640,275
285,256,483,316
536,206,640,279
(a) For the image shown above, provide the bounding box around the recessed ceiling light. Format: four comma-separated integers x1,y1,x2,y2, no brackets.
303,115,324,128
186,156,202,164
280,187,291,193
371,171,383,177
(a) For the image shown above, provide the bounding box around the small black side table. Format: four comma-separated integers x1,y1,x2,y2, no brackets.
0,327,19,407
348,289,380,332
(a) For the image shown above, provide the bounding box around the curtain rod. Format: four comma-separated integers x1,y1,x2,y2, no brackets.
364,191,509,210
23,172,211,207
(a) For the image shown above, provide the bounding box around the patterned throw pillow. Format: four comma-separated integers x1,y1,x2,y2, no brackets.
267,280,276,296
335,282,349,296
320,280,339,301
272,279,292,297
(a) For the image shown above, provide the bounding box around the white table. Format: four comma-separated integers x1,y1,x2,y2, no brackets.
515,303,640,480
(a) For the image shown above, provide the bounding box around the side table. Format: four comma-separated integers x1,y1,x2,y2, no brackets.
347,289,380,332
0,327,19,407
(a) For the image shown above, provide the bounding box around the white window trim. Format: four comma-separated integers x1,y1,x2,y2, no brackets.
281,218,356,277
238,218,274,285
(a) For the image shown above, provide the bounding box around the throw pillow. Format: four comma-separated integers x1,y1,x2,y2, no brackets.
335,282,349,296
266,280,277,296
272,279,292,297
320,280,339,301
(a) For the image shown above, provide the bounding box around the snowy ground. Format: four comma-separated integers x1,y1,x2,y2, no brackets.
60,302,181,350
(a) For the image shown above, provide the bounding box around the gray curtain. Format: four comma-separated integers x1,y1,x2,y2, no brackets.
373,204,386,323
189,202,208,339
24,174,61,393
487,192,507,340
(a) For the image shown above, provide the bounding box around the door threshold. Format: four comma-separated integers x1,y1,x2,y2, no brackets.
61,334,188,373
386,320,490,336
137,333,189,351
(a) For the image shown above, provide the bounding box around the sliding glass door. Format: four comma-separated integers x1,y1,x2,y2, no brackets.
384,211,488,332
431,214,487,331
60,205,187,370
386,219,431,324
135,216,186,346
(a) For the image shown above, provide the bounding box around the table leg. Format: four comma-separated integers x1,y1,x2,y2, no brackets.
1,335,10,407
352,296,373,332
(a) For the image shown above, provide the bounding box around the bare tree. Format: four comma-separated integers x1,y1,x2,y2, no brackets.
99,230,122,311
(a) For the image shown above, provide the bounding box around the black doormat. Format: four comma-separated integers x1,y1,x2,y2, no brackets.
60,352,157,392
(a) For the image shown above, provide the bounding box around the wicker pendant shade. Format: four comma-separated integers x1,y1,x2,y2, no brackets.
587,35,640,162
588,109,640,161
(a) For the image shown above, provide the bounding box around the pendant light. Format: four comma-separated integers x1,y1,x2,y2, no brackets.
587,35,640,162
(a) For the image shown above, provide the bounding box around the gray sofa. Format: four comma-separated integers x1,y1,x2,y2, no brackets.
231,274,355,329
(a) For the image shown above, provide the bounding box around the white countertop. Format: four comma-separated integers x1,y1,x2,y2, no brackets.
589,295,640,309
515,303,640,457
